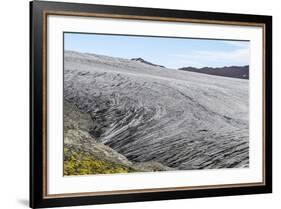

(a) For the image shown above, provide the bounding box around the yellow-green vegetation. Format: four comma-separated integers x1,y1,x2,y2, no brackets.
64,146,136,175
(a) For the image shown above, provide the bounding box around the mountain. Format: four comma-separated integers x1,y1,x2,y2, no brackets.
178,65,249,79
64,51,249,171
131,57,165,68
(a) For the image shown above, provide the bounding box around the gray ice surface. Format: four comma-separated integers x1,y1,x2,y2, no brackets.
64,51,249,170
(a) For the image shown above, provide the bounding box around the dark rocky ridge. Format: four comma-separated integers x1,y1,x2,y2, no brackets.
178,65,249,79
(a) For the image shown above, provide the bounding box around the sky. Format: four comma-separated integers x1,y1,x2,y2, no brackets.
64,33,250,69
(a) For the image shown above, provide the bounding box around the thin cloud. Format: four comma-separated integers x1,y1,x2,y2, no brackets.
221,40,250,48
171,48,250,68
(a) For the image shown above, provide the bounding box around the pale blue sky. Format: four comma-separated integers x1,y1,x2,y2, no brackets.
64,33,250,69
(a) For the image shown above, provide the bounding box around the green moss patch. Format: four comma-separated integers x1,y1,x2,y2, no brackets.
64,145,136,176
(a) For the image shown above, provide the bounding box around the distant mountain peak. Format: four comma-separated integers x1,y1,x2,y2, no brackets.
131,57,145,62
131,57,165,68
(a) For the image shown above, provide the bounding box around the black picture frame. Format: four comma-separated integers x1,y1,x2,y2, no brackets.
30,1,272,208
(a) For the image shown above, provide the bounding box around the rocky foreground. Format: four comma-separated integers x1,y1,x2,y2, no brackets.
64,51,249,174
64,99,174,175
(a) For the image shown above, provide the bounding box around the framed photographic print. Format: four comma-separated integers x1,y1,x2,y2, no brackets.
30,0,272,208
